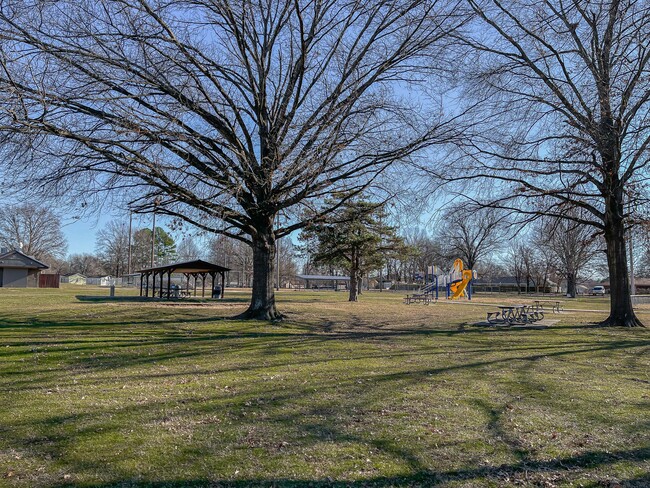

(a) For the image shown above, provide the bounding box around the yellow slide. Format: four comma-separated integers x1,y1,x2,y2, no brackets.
449,258,473,299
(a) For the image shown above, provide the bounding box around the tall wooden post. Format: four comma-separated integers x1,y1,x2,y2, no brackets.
167,271,172,299
221,272,225,299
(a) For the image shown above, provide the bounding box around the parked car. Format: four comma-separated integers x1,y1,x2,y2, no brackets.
591,285,606,295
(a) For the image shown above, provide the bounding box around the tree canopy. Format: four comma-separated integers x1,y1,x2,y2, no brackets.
0,0,462,319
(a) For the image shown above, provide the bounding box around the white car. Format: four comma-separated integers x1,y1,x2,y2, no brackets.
591,286,606,296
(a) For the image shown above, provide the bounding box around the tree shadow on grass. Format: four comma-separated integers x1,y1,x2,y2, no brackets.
2,324,648,487
75,295,252,304
45,447,650,487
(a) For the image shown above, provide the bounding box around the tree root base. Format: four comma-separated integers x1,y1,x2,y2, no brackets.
234,308,284,322
597,316,645,328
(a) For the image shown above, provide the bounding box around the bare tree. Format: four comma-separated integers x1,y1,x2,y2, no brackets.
452,0,650,326
0,0,463,319
277,239,299,288
177,237,202,262
67,253,106,277
208,235,253,287
0,204,67,261
401,227,451,279
95,220,130,277
504,240,527,294
435,205,507,269
539,216,600,298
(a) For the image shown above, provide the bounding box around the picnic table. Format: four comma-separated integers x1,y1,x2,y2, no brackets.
487,304,544,325
533,300,564,313
404,294,433,305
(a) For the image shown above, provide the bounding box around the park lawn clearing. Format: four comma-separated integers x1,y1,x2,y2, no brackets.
0,287,648,487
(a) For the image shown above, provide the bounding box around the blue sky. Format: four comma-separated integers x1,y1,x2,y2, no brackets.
61,212,158,255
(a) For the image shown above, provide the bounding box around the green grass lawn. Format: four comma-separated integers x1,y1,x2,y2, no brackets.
0,287,648,487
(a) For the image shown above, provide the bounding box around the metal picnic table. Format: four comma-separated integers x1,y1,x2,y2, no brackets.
533,299,564,313
487,304,544,325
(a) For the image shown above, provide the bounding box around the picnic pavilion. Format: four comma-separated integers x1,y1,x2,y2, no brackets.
296,274,350,290
138,259,230,299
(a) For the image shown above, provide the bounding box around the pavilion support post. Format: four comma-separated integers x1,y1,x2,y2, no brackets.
152,272,156,298
167,271,171,299
193,274,197,297
140,273,144,297
208,272,215,298
221,272,225,299
201,272,207,297
159,271,164,298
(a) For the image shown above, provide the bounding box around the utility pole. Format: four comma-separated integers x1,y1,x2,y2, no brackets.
151,211,156,267
127,211,133,275
627,190,636,296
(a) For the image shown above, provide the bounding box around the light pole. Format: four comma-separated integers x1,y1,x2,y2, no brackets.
151,210,156,267
127,211,133,275
150,198,161,268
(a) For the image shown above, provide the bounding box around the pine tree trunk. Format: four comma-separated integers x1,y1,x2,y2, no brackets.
237,227,281,321
349,250,359,302
601,196,643,327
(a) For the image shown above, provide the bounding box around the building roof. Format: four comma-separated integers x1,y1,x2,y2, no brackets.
296,274,351,281
473,276,556,286
138,259,230,275
601,278,650,287
0,249,49,270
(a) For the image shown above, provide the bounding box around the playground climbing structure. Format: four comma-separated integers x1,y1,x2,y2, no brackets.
404,259,476,304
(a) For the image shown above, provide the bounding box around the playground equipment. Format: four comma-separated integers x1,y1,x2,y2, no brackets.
448,258,474,300
404,260,476,304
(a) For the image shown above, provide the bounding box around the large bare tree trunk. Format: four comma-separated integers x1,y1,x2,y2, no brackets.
238,228,280,321
566,272,577,299
602,200,643,327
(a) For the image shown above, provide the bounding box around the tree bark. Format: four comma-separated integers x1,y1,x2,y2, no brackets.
237,228,281,321
601,197,643,327
566,272,577,299
349,250,359,302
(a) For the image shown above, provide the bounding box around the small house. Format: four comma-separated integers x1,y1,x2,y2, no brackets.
86,275,114,287
0,248,49,288
61,273,87,285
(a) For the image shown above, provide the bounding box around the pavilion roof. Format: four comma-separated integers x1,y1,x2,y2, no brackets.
296,274,350,281
138,259,230,275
